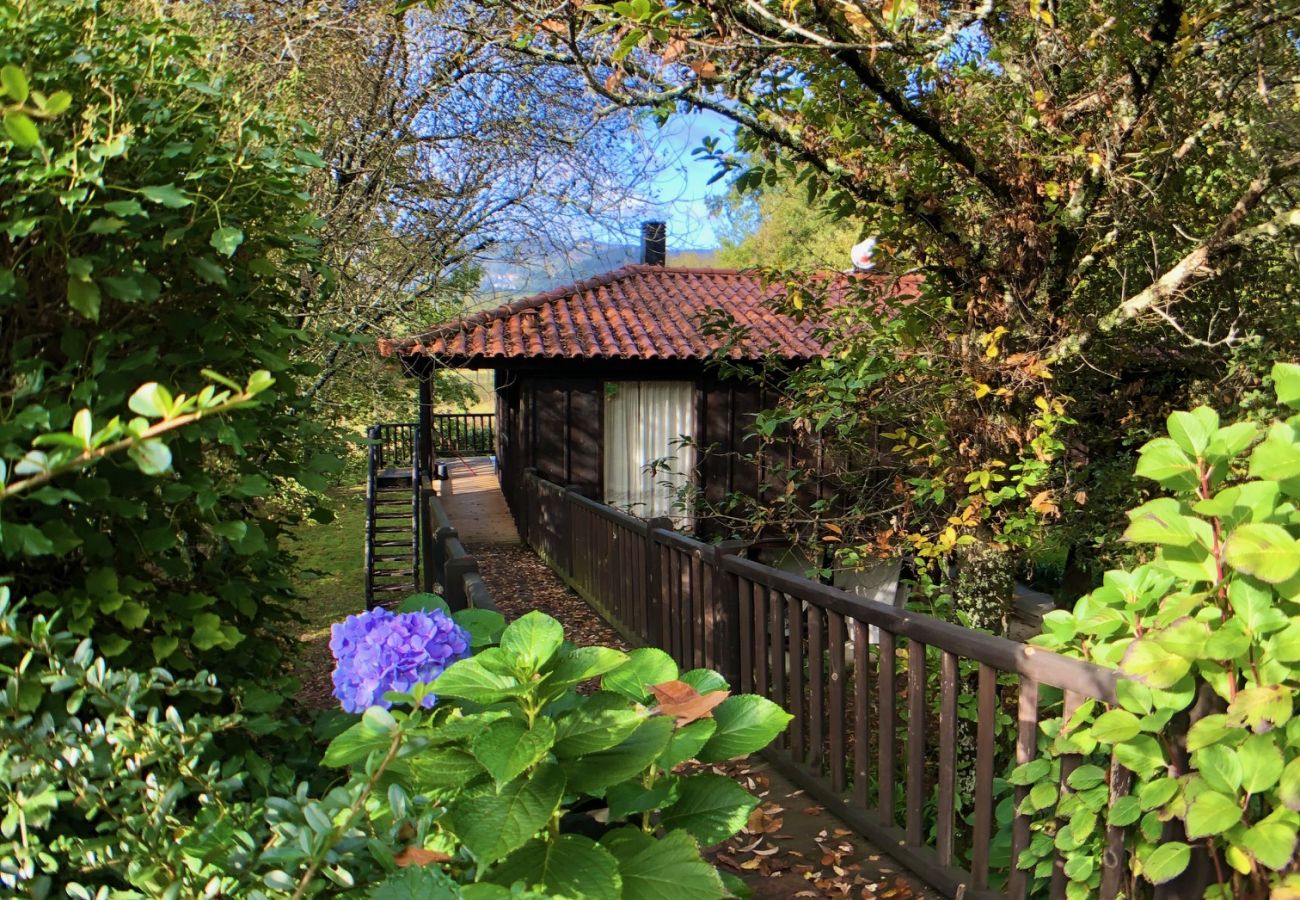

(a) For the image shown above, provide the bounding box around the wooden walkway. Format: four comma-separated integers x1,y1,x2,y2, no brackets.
435,456,520,545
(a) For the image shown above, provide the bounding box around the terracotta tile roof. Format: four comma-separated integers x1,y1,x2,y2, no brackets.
380,264,917,364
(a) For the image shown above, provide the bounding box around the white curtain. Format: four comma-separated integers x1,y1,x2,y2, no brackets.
603,381,696,525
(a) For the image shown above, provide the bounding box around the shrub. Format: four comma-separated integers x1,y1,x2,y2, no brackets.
1018,361,1300,897
0,0,340,687
318,605,793,897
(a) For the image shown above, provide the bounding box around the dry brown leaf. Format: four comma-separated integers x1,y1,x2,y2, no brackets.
393,847,452,867
649,679,729,726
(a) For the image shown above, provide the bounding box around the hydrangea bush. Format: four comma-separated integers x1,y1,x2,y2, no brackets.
330,607,471,712
317,602,793,898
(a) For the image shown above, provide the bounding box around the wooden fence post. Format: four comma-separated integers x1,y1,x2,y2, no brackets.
645,517,672,648
711,540,746,686
444,553,477,612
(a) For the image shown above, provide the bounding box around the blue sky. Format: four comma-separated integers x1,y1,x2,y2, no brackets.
642,108,737,250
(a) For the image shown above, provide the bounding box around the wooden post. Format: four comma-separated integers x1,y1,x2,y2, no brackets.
645,517,671,648
711,540,746,686
418,372,434,475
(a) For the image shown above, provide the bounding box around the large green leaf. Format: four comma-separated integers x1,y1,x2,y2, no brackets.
385,747,484,791
447,763,566,864
600,828,726,900
472,717,556,786
1122,498,1200,547
1273,362,1300,410
1120,639,1190,690
139,183,193,208
1238,733,1284,794
454,607,506,649
1223,523,1300,584
545,645,629,689
1190,745,1242,794
660,772,759,845
210,225,245,257
1,64,30,103
1166,407,1218,457
603,647,679,701
488,834,622,900
1279,757,1300,811
1242,820,1298,871
432,657,527,705
553,692,646,758
323,709,397,767
565,716,676,794
1226,684,1293,732
1184,790,1242,839
659,718,717,771
1089,709,1140,743
500,610,565,674
696,695,792,762
1248,423,1300,496
3,111,39,148
1139,842,1190,885
1134,437,1199,491
367,865,460,899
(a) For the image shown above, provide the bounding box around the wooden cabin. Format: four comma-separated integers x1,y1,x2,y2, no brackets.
380,224,910,537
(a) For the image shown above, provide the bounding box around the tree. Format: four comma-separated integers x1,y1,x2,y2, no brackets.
185,0,672,425
469,0,1300,629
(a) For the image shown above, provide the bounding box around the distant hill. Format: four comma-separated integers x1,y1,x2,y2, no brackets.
474,241,718,309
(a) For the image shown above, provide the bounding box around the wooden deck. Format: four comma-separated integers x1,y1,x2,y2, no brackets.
436,457,520,545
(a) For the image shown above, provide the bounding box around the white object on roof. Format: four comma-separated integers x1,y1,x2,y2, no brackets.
850,236,877,270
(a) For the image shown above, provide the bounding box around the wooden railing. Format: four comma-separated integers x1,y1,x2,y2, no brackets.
373,421,418,471
419,476,500,615
518,469,1136,900
431,413,494,457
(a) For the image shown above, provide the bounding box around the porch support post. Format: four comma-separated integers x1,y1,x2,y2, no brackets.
417,364,434,475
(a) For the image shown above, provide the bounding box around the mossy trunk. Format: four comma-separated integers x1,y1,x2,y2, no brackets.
952,539,1016,635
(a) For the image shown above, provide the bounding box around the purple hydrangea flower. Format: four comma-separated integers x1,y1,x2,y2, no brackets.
329,607,471,713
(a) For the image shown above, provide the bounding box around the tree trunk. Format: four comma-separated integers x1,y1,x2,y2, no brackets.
953,539,1016,635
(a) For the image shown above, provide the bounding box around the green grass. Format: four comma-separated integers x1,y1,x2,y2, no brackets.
286,486,368,703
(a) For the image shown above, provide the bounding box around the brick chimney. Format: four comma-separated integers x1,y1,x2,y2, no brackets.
640,221,666,266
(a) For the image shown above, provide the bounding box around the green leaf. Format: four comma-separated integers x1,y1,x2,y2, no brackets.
500,610,565,674
1090,709,1141,743
603,647,679,701
1186,714,1238,752
696,695,792,762
1113,734,1165,778
455,608,506,649
432,657,527,705
1279,757,1300,811
399,593,451,615
42,90,71,115
128,439,172,475
1207,422,1259,460
553,692,646,758
1273,361,1300,409
3,111,39,148
545,645,629,689
1228,577,1289,635
660,772,760,845
1167,407,1217,456
1,65,30,103
1122,498,1199,547
1238,733,1284,794
369,866,460,899
323,715,396,767
210,226,245,257
1065,764,1105,790
565,716,675,793
1248,423,1300,492
606,778,680,820
1269,620,1300,663
1223,523,1300,584
1226,684,1293,732
660,718,717,771
679,669,729,693
190,256,227,286
1134,438,1200,491
1184,790,1242,839
67,276,101,319
1120,639,1191,689
1191,744,1242,794
488,835,622,900
472,718,556,786
1242,820,1298,871
1153,618,1210,659
600,828,726,900
1140,842,1190,885
1137,777,1179,810
447,763,565,865
1106,795,1141,826
139,184,193,208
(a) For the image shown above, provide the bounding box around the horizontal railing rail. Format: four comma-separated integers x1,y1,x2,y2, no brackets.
516,468,1139,900
430,412,495,457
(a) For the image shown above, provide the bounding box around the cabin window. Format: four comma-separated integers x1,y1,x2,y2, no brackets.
603,381,696,524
